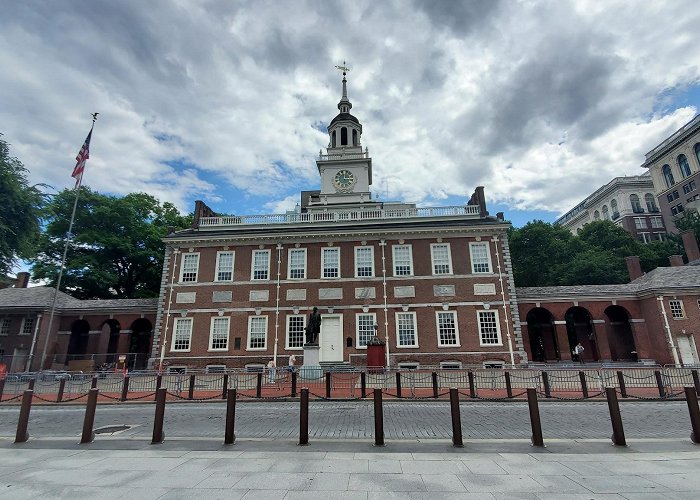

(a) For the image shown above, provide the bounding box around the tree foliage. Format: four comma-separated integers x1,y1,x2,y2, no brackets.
0,136,45,275
31,188,191,299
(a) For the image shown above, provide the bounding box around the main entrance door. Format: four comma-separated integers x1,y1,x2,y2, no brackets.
320,315,343,362
677,336,698,366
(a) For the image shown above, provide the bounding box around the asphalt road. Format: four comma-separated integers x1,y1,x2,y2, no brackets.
0,400,693,441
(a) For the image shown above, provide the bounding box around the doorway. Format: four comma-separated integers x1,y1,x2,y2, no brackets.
319,315,343,362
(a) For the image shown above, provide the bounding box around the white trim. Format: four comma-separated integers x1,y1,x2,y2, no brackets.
214,250,235,282
392,244,414,277
477,309,503,346
430,242,453,275
247,315,268,350
395,311,418,348
287,248,307,280
356,312,377,349
469,241,493,274
354,245,375,278
321,247,341,279
171,317,193,352
669,299,686,319
19,317,34,336
435,310,460,347
251,249,271,281
208,316,230,351
205,365,227,373
440,361,462,370
285,314,306,350
179,252,200,283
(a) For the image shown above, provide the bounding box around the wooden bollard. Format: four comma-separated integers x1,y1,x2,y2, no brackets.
91,376,98,389
221,374,229,400
0,377,5,401
527,388,544,447
468,371,476,398
256,372,262,398
579,371,588,398
605,387,626,446
449,388,463,447
80,388,99,444
56,378,66,403
291,371,297,397
299,388,309,445
373,388,384,446
120,375,130,402
325,372,331,399
155,374,163,402
654,370,666,398
505,371,513,398
27,378,35,391
360,371,366,398
224,388,237,445
541,371,551,398
616,371,627,398
692,370,700,397
188,374,195,400
432,372,438,399
395,371,402,398
685,387,700,444
151,387,167,444
14,390,33,443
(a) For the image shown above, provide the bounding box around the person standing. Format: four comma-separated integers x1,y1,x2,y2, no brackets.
267,359,276,383
574,342,585,363
288,354,296,373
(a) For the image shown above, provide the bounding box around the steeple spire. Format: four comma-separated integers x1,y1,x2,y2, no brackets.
335,61,352,113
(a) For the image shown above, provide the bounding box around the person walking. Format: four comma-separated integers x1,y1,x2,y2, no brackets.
288,354,296,373
266,359,276,383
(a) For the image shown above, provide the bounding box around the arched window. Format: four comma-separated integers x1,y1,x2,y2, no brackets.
610,199,618,218
630,194,642,213
678,154,691,178
602,205,609,220
341,127,348,146
662,164,675,187
645,193,657,212
694,143,700,169
352,129,358,146
331,130,336,148
593,210,600,220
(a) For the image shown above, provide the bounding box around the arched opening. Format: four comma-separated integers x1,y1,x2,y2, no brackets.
645,193,657,212
630,194,642,213
694,143,700,169
352,129,358,146
331,130,336,148
341,127,348,146
129,318,152,370
67,319,90,362
564,307,599,362
103,319,121,364
593,210,600,220
662,164,675,187
678,154,691,178
602,205,609,220
525,308,558,362
604,305,637,361
610,199,618,218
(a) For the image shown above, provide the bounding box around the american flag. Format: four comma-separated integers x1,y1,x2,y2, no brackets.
71,128,92,187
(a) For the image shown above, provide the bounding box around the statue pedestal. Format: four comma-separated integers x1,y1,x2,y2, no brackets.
300,344,322,380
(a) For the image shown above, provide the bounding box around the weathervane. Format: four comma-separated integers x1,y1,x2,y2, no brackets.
334,61,350,76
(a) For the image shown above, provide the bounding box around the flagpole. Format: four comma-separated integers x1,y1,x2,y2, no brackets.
38,114,98,371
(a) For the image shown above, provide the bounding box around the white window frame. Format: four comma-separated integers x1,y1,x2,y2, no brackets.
286,314,306,349
171,317,193,352
395,311,418,348
478,309,502,346
634,218,647,229
436,311,460,347
179,252,200,282
356,313,377,349
0,318,11,336
247,316,268,350
245,364,265,373
287,248,307,280
669,300,685,319
19,317,34,336
206,365,227,373
483,361,505,369
469,242,492,274
208,316,230,351
322,247,340,279
251,249,271,281
167,366,188,373
651,217,664,229
397,361,419,370
354,246,374,278
392,244,414,277
430,243,453,275
440,361,462,370
214,251,235,282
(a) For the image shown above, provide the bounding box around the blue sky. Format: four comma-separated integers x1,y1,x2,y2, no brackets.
2,0,700,235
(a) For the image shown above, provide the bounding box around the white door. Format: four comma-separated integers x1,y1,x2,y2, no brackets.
677,336,698,366
319,315,343,362
11,348,29,373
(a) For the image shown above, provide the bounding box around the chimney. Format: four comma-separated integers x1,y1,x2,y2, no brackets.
625,256,643,282
680,229,700,263
15,272,30,288
669,255,684,267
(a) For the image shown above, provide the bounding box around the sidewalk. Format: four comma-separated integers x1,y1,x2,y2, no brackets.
1,438,699,499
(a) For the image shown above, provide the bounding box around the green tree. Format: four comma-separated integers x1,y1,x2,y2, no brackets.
0,136,45,275
675,212,700,254
31,188,191,299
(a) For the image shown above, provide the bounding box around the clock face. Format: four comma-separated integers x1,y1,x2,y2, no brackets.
333,169,356,191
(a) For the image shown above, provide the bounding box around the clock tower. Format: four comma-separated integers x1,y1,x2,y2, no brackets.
310,66,374,209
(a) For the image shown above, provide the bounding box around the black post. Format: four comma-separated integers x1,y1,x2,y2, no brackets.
692,370,700,397
120,375,130,402
326,372,332,399
504,371,513,398
27,378,35,391
432,372,439,399
299,388,309,446
605,387,626,446
80,388,99,444
373,388,384,446
14,390,33,443
56,378,66,403
151,387,167,444
291,371,297,397
395,371,402,398
685,386,700,444
256,372,262,398
468,371,476,398
360,371,367,399
155,374,163,402
616,371,627,398
91,376,98,389
221,373,229,400
579,371,588,398
655,370,666,398
527,388,544,447
449,388,463,447
541,371,551,398
0,377,4,401
188,374,195,400
224,389,237,445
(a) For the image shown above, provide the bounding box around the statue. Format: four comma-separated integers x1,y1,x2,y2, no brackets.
305,307,322,345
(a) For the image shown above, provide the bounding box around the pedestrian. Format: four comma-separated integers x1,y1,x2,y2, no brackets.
288,354,296,373
267,359,276,383
573,342,585,363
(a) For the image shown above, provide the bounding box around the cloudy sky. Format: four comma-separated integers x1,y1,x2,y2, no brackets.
2,0,700,226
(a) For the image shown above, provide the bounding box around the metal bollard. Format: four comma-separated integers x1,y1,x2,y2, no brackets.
579,371,588,398
684,387,700,444
605,387,626,446
654,370,666,398
256,372,262,398
221,374,229,400
326,372,331,399
14,390,33,443
56,378,66,403
527,388,544,447
151,387,167,444
224,389,237,445
373,388,385,446
299,388,309,445
395,371,402,398
291,371,297,397
505,372,513,398
360,372,367,399
155,374,163,402
616,371,627,398
120,375,130,402
541,371,551,398
468,371,476,398
432,372,439,399
692,370,700,397
80,388,99,444
449,388,463,447
91,376,98,389
188,374,195,400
